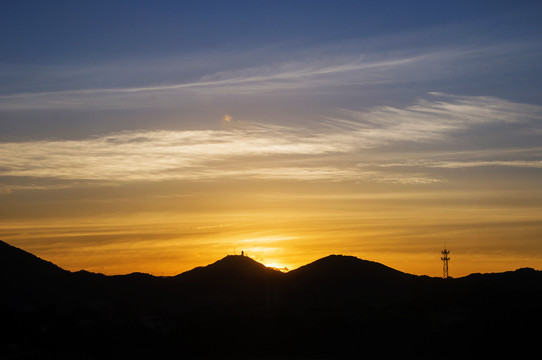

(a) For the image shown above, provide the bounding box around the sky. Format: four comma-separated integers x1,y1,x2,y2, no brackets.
1,0,542,277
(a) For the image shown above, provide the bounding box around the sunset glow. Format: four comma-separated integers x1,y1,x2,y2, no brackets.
1,1,542,277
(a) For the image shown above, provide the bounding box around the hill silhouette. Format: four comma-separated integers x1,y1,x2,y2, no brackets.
1,239,541,359
0,240,72,306
286,254,411,286
0,240,69,280
176,254,283,282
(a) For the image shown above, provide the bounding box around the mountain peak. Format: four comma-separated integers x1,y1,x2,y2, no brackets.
198,254,270,272
287,254,409,283
175,254,283,282
215,254,267,266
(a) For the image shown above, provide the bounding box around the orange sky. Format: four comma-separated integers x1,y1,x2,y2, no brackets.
2,174,541,277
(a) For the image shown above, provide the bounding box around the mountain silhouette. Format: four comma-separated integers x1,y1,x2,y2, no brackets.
283,254,415,309
176,254,283,282
1,239,541,359
287,254,410,282
0,239,69,280
0,240,72,306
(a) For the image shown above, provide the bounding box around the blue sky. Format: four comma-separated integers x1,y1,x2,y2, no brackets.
1,1,542,276
4,1,538,64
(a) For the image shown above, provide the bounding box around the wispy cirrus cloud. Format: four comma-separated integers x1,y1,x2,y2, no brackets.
378,159,542,169
0,55,419,110
0,41,531,111
325,93,542,147
0,123,369,184
0,93,540,190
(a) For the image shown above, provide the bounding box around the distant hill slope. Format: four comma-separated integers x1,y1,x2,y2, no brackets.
0,240,72,304
0,240,68,279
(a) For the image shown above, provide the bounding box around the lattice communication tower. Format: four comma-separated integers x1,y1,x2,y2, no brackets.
441,248,450,279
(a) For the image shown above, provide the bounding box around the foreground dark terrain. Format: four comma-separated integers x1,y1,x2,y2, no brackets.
1,240,541,359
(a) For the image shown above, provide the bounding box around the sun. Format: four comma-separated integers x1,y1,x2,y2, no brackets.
264,262,290,273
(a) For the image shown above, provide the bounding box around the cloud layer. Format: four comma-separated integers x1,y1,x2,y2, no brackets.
1,93,540,190
0,41,534,111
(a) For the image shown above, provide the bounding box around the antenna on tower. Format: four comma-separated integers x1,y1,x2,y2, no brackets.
441,243,450,279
